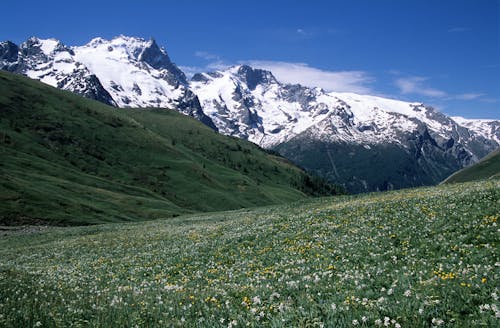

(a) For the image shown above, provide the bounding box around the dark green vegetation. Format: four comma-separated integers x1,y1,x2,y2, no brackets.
443,148,500,184
0,180,498,327
0,71,341,225
275,138,464,193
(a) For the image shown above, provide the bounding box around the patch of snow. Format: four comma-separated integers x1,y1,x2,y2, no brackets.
39,39,59,55
73,36,185,108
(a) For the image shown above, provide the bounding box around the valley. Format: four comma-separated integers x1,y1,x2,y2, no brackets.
1,2,499,326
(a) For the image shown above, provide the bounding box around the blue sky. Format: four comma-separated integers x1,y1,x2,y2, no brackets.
1,0,498,118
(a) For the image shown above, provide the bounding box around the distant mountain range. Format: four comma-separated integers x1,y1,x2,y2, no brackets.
2,35,499,192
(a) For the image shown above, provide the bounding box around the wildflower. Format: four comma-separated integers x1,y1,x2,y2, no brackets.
374,319,382,326
34,322,42,327
241,296,250,307
431,318,444,326
270,292,281,301
331,303,337,311
352,319,359,326
404,289,411,297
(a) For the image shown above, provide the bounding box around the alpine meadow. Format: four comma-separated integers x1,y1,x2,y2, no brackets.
0,180,498,327
1,1,500,327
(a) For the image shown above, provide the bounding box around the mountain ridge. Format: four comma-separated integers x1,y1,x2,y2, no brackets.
2,35,499,192
191,64,499,192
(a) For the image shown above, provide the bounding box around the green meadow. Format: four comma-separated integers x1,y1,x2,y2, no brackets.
0,180,498,327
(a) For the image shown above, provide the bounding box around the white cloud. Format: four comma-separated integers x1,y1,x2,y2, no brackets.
394,76,447,98
195,51,220,61
179,65,202,78
455,93,484,100
180,51,230,78
243,60,374,93
180,60,230,79
295,28,314,38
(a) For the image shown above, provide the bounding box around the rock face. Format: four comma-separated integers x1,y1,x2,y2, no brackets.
191,65,499,193
0,36,216,129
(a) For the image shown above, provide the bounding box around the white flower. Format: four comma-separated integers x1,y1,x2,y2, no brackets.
431,318,444,326
331,303,337,311
404,289,411,297
270,292,281,300
374,319,382,326
352,319,359,326
34,322,42,328
252,296,261,305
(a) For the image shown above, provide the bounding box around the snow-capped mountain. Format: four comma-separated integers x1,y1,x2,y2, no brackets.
191,65,499,192
191,65,499,154
0,38,116,105
0,36,216,129
451,116,500,144
1,36,498,192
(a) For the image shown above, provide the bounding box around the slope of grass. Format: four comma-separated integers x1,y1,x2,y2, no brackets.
0,71,341,225
0,180,498,327
443,148,500,184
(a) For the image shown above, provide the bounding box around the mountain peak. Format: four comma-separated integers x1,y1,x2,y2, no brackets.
0,41,19,62
79,35,187,84
234,64,278,90
18,37,72,58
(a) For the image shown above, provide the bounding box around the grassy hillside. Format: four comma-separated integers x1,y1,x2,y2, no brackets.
0,71,341,225
443,148,500,184
0,180,498,327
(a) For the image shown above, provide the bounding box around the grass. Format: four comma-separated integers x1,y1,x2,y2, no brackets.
0,70,340,225
0,179,498,327
443,148,500,184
